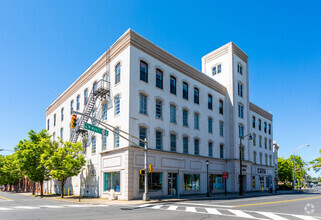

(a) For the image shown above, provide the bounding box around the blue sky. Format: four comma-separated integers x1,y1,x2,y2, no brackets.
0,1,320,176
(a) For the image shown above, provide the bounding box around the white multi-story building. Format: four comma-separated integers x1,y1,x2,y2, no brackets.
45,29,276,200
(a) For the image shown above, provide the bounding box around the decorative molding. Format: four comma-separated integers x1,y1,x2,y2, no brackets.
249,102,273,121
232,43,248,64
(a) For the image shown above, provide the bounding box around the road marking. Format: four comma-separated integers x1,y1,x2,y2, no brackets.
205,208,222,215
229,209,256,218
257,211,288,220
14,206,40,209
293,215,319,220
0,207,13,211
151,205,163,209
178,202,235,208
0,196,12,201
185,206,197,212
138,204,151,207
39,205,65,209
167,206,178,210
236,195,321,207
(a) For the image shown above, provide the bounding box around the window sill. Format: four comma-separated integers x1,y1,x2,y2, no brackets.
155,117,163,121
139,79,149,84
170,121,177,125
139,113,149,117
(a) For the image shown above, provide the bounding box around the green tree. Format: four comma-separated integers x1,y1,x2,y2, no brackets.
311,150,321,173
290,155,307,187
0,155,6,186
1,153,22,191
278,157,293,183
15,129,52,196
42,140,85,198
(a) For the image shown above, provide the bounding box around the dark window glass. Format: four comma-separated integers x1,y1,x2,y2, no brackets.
140,61,148,82
170,76,176,95
208,94,213,110
252,116,256,128
139,127,147,148
219,100,223,114
140,173,162,191
194,88,199,104
183,82,188,100
156,69,163,89
115,63,121,84
170,134,176,152
194,139,199,155
258,119,262,130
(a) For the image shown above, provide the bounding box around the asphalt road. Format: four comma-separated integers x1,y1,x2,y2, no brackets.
1,187,321,220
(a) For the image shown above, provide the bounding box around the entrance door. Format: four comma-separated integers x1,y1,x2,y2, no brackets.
168,173,177,196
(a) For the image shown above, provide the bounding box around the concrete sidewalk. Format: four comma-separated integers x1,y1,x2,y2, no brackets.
14,190,305,206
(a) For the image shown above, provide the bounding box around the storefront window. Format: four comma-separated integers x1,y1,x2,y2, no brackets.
210,175,224,190
252,176,256,189
104,172,120,192
184,174,200,190
139,172,162,191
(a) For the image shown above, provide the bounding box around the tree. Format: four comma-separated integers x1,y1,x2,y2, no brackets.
42,140,85,198
15,129,52,196
311,150,321,173
1,153,22,191
278,157,293,183
289,155,307,187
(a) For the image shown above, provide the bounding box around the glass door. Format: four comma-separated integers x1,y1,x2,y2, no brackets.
168,173,177,196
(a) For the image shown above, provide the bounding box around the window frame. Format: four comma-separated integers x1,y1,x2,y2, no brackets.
170,75,176,95
140,60,148,83
208,94,213,110
115,62,121,84
155,68,163,89
194,87,199,104
183,82,189,100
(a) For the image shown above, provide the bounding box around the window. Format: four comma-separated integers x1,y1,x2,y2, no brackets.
269,139,272,150
253,133,256,146
156,130,163,150
208,117,213,133
77,95,80,110
184,174,200,190
82,139,87,154
92,136,96,154
84,89,88,105
183,136,188,154
114,128,120,149
238,82,243,97
237,63,243,75
212,66,216,75
140,61,148,82
241,145,245,160
60,128,63,139
70,100,74,114
115,63,121,84
102,103,107,120
194,138,199,155
61,108,64,121
155,68,163,89
238,103,244,118
269,155,272,166
194,87,199,104
219,100,223,114
252,116,255,128
208,141,213,157
183,82,188,100
53,132,56,142
104,172,120,192
170,76,176,95
220,144,224,159
170,104,176,123
139,94,148,115
219,121,224,137
264,137,267,149
268,124,271,135
54,114,56,126
210,174,225,190
183,109,188,127
208,94,213,110
115,95,120,115
194,113,199,130
265,154,268,165
253,151,257,164
103,73,108,82
155,99,163,119
92,108,96,126
259,136,262,147
93,81,97,93
264,122,267,133
258,119,262,130
260,153,262,164
140,173,162,191
217,64,221,73
252,176,256,189
170,134,176,152
239,124,244,138
47,119,50,131
139,126,147,148
102,136,107,151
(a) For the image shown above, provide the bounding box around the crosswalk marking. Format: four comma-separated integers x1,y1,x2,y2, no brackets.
185,206,197,212
293,215,319,220
151,205,163,209
15,206,40,209
205,208,222,215
39,205,64,208
167,206,178,210
229,209,255,219
138,204,151,208
0,204,110,211
0,208,13,211
257,211,288,220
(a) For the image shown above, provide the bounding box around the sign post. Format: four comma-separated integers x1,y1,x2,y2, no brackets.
223,172,229,196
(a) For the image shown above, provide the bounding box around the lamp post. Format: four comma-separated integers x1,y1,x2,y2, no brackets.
293,144,310,190
239,133,252,196
206,160,210,197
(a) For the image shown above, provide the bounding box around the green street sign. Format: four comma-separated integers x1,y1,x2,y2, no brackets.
84,123,109,136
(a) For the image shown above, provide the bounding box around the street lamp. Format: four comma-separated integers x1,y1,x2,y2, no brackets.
239,133,252,196
293,144,310,190
206,160,210,197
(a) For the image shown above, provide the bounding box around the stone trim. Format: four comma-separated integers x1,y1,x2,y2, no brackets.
249,102,273,121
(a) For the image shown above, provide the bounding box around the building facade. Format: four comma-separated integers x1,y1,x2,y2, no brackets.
45,29,276,200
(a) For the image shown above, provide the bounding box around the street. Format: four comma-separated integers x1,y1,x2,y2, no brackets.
0,187,321,220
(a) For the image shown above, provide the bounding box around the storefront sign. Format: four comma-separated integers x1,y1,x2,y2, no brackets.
222,172,229,179
257,168,266,174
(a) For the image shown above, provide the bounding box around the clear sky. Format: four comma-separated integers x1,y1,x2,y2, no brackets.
0,1,320,176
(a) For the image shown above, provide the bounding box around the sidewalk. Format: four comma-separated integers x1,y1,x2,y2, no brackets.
16,190,304,206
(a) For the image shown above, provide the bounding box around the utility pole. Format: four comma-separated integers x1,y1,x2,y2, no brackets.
143,139,149,201
239,133,252,196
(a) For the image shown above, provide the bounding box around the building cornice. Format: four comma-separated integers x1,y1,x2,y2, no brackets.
249,102,273,121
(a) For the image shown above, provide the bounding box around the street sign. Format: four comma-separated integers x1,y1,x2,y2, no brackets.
223,172,229,179
84,123,109,136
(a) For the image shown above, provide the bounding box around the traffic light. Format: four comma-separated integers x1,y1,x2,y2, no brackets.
70,114,77,129
149,164,153,173
140,169,146,175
